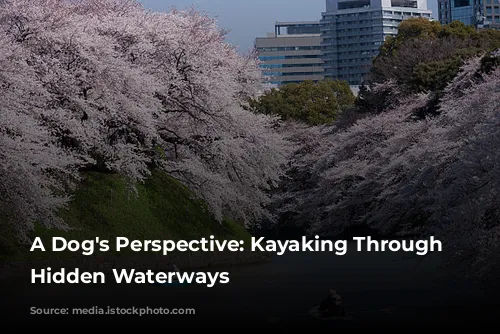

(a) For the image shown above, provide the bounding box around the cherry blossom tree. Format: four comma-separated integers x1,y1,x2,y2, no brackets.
0,0,293,244
276,52,500,283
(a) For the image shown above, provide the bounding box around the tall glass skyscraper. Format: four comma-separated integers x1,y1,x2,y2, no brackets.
484,0,500,28
438,0,486,27
320,0,432,85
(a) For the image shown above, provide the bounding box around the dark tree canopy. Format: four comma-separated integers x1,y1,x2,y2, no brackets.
357,19,500,115
369,18,500,93
247,79,356,126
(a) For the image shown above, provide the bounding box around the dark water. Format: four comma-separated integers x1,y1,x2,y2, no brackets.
1,243,498,328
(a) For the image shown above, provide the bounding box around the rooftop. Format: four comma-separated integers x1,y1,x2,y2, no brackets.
259,33,321,38
274,21,320,26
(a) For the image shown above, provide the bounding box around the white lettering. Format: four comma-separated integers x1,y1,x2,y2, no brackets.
353,236,442,255
250,236,347,255
52,237,67,252
30,237,45,252
116,237,130,252
31,268,105,283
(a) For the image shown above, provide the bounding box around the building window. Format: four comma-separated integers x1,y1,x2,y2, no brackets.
258,55,322,61
338,0,370,10
391,0,418,7
454,0,470,7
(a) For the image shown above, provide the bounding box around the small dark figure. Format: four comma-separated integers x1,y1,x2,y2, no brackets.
319,289,336,316
319,289,346,317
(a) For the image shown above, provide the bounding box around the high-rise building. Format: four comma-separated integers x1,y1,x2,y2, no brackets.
483,0,500,28
438,0,452,24
254,21,325,88
320,0,432,86
438,0,486,27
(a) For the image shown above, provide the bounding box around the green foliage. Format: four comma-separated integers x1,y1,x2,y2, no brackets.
360,18,500,114
1,170,251,259
410,56,464,91
378,18,441,58
395,17,442,42
371,18,500,92
248,79,355,125
480,51,500,74
438,20,477,39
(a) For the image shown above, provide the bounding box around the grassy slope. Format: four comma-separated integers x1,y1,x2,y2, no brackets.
1,169,251,261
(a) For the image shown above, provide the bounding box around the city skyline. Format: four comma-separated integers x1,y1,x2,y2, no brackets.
138,0,439,53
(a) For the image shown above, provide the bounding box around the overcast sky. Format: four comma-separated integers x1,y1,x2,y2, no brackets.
138,0,438,53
